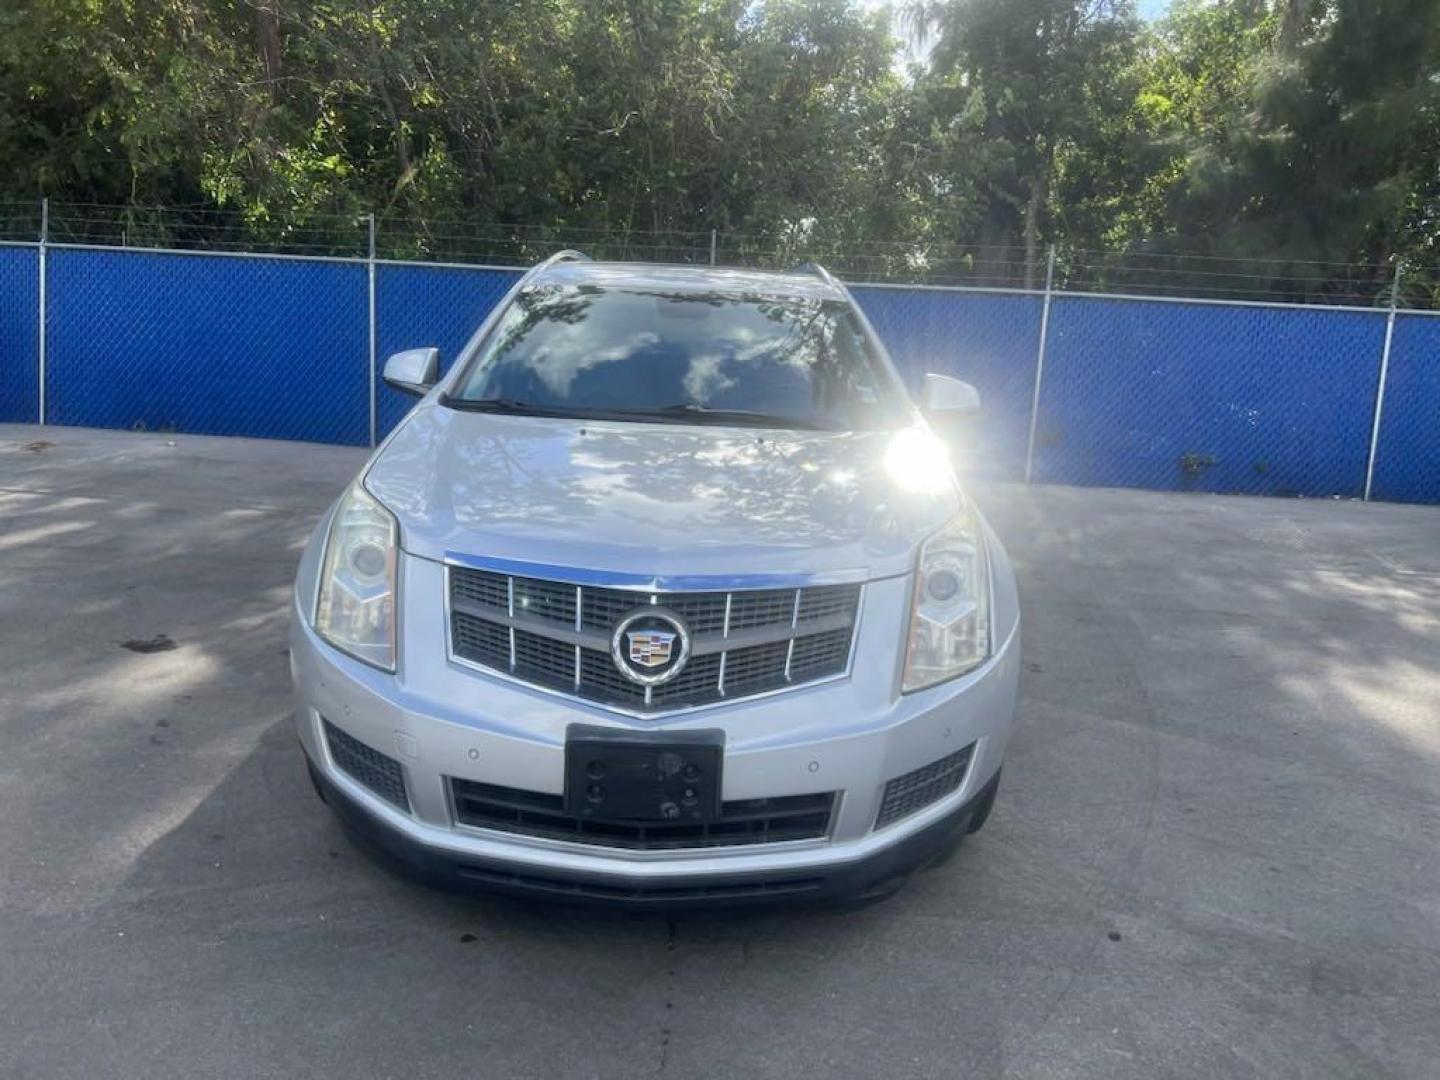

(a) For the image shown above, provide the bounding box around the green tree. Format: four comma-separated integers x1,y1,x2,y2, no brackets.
906,0,1143,281
2,0,1437,300
1131,0,1440,301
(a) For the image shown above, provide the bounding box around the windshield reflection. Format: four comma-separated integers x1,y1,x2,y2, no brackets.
448,286,908,431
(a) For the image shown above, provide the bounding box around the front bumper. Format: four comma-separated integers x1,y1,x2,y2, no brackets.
306,747,1002,905
291,564,1019,904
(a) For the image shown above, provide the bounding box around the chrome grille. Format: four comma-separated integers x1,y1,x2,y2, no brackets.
451,570,509,610
581,589,732,634
513,628,575,681
789,627,857,682
723,639,790,696
728,591,799,631
448,565,861,713
514,577,578,625
452,615,509,667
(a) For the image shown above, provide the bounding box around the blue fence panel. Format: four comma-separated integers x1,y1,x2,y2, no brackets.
376,264,520,438
0,246,39,423
852,287,1041,481
1369,314,1440,505
47,248,367,444
16,244,1440,506
1033,298,1387,497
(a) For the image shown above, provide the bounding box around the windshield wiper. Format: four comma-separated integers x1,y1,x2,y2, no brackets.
624,403,830,430
443,396,830,430
441,395,577,418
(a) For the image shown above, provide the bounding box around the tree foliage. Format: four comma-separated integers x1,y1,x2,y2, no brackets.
1,0,1435,299
1119,0,1440,300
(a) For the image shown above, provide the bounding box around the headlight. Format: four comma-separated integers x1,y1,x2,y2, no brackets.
314,482,397,671
902,504,991,692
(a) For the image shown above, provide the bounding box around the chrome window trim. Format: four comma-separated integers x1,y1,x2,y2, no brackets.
442,563,866,721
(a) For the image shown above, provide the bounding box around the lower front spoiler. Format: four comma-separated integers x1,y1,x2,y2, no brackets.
306,752,1001,909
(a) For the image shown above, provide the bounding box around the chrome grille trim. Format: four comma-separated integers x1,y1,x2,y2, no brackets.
572,585,582,689
783,588,800,681
443,551,870,591
717,593,732,695
445,564,863,717
450,589,857,654
506,577,516,669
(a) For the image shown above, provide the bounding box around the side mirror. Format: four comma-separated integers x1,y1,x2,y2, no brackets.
382,347,440,398
922,373,981,415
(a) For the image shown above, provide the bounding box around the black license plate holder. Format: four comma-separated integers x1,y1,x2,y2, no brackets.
564,725,724,823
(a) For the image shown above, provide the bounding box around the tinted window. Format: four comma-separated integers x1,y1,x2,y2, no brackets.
448,286,909,430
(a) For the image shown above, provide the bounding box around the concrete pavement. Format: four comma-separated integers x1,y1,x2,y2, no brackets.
2,423,1438,1079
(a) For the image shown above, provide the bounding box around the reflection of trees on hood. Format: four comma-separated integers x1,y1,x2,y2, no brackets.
433,420,942,547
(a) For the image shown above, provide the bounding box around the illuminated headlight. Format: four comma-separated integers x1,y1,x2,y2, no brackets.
902,504,991,692
314,482,397,671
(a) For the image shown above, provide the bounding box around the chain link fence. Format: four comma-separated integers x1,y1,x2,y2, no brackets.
1034,298,1387,497
44,248,367,443
1371,316,1440,504
850,287,1043,481
10,199,1436,303
375,263,518,437
1,201,1438,503
0,242,39,423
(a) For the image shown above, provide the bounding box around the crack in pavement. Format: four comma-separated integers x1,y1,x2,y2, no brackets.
657,919,678,1074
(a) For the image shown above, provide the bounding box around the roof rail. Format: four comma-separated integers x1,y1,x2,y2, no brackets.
791,260,842,288
519,248,591,285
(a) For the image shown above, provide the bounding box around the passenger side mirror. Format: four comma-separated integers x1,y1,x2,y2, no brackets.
383,347,440,398
922,373,981,415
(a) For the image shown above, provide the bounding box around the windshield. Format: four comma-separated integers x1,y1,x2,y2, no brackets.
446,285,910,431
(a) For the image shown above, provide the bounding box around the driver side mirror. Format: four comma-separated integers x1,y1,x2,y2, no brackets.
922,373,981,415
383,347,440,398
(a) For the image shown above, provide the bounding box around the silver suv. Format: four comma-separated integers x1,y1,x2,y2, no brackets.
290,253,1019,905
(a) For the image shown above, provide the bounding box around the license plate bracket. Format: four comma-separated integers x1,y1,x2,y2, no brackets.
564,724,724,823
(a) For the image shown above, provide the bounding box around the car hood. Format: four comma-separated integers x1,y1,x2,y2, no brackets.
364,403,960,581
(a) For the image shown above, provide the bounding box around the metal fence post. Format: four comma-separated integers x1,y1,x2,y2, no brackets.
709,229,718,266
1362,263,1403,501
37,197,48,425
1023,245,1056,484
367,213,378,448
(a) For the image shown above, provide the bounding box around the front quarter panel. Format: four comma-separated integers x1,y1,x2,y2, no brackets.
983,512,1019,650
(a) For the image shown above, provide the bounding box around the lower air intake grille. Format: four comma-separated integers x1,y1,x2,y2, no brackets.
324,719,409,811
450,778,835,850
875,743,975,829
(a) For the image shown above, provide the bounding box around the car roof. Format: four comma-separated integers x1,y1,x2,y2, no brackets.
528,259,849,302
